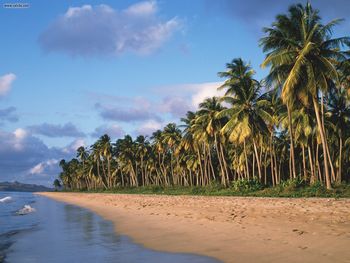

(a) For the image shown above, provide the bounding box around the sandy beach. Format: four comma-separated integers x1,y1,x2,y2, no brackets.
39,192,350,263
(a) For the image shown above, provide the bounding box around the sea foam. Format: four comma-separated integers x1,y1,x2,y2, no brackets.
16,205,36,215
0,196,12,203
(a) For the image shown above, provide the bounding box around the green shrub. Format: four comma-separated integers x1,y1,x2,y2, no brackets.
230,178,263,192
281,178,306,190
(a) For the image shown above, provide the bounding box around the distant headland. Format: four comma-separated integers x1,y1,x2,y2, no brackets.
0,181,53,192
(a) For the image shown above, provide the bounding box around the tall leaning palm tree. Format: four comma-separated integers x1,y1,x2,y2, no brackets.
260,2,349,189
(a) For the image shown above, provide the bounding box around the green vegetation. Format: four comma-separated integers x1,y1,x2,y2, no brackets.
55,2,350,196
65,180,350,198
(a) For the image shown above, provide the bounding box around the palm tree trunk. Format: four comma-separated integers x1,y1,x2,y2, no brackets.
338,135,342,184
315,143,323,183
207,145,216,182
326,141,336,182
264,152,268,185
270,149,275,186
214,134,226,186
273,145,279,184
302,144,307,181
107,157,111,188
308,145,315,184
321,93,336,183
286,104,297,179
252,154,255,179
220,143,230,184
96,159,107,189
196,148,204,186
243,139,250,180
253,138,262,180
312,96,332,189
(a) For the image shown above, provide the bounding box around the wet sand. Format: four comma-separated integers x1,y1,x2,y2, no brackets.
39,192,350,263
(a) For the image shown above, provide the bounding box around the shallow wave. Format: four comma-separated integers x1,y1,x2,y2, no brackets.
0,196,12,203
16,205,36,215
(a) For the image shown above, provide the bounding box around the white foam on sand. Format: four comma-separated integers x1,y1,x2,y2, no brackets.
16,205,36,215
0,196,12,203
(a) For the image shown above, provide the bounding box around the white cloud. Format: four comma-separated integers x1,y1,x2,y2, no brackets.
65,4,93,18
62,138,86,153
136,119,163,135
39,1,182,57
0,128,72,185
13,128,28,150
189,82,224,107
154,81,224,111
158,96,191,117
29,159,59,175
13,128,27,140
29,163,44,175
46,159,59,166
125,0,157,16
0,73,16,97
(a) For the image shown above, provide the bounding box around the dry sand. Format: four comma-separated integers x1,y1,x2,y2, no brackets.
39,192,350,263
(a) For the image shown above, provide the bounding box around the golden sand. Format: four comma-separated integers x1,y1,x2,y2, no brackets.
39,192,350,263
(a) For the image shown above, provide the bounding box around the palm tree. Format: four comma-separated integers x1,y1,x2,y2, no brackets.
326,87,350,183
162,123,182,185
218,58,271,181
114,135,138,187
91,140,108,189
53,179,61,190
55,2,350,192
135,135,150,186
260,2,349,189
196,97,229,185
99,134,112,188
76,146,89,189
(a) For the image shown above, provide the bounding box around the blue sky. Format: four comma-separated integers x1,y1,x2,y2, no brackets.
0,0,349,185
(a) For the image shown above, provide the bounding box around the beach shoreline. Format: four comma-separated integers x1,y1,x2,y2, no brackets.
38,192,350,263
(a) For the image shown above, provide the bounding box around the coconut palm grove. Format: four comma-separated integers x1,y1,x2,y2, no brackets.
56,3,350,194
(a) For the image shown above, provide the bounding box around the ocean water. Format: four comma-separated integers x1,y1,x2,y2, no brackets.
0,192,220,263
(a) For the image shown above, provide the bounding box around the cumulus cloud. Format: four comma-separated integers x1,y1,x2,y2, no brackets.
136,119,163,136
92,81,223,135
28,122,85,137
0,128,73,185
0,73,16,97
91,124,124,139
29,159,59,175
29,163,44,175
158,96,192,118
62,138,86,154
189,82,224,107
156,81,223,109
125,0,157,16
39,1,182,57
0,106,19,123
95,101,161,122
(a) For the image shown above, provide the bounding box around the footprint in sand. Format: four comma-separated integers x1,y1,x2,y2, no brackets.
292,229,307,235
298,246,308,250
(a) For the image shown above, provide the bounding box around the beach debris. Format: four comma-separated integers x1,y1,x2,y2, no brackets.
16,205,36,215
